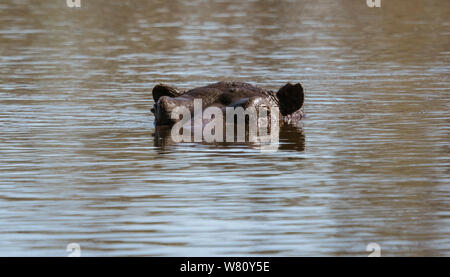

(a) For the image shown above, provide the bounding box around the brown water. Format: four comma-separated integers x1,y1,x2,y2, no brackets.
0,0,449,256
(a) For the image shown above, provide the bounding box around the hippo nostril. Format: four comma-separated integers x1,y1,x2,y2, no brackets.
156,96,192,125
159,96,176,113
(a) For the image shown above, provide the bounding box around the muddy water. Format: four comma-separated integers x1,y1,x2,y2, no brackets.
0,0,449,256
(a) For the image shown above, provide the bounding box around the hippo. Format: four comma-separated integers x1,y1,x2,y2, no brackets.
151,81,305,126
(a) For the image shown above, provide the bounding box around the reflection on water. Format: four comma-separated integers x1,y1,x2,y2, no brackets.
153,124,305,152
0,0,449,256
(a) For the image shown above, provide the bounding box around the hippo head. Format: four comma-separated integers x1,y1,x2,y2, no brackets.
151,81,304,126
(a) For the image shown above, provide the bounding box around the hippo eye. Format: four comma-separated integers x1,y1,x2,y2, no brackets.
219,93,234,105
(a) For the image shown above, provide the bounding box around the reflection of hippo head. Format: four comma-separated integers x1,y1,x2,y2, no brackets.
153,123,305,152
151,81,304,126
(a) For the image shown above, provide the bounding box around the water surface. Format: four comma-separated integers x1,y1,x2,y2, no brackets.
0,0,449,256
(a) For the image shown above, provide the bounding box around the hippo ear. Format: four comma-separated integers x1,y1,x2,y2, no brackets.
152,84,183,102
276,83,304,116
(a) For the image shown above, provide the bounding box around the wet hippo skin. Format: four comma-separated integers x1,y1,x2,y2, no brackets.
151,81,305,126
